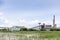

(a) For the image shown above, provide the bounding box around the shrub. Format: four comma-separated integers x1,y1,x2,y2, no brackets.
20,28,28,31
28,28,37,31
50,28,60,31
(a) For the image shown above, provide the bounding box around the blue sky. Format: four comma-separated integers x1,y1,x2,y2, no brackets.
0,0,60,28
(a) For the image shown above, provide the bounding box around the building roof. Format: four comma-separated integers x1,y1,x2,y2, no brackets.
11,26,25,28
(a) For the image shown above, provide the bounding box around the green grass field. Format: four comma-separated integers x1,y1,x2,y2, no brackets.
0,31,60,40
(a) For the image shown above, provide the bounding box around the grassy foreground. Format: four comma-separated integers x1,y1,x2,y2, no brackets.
0,31,60,40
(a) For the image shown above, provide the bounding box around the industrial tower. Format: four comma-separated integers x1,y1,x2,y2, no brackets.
53,15,56,28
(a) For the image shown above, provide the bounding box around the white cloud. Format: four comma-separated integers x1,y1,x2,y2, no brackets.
18,19,41,28
0,12,3,16
0,13,41,28
0,12,14,27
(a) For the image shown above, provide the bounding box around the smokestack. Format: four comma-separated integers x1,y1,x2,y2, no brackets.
53,15,55,28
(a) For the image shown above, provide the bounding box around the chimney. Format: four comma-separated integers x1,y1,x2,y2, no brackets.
53,15,56,28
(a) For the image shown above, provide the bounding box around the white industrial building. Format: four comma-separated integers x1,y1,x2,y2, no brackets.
9,26,25,31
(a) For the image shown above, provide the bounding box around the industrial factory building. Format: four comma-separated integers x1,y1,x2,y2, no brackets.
32,15,57,31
